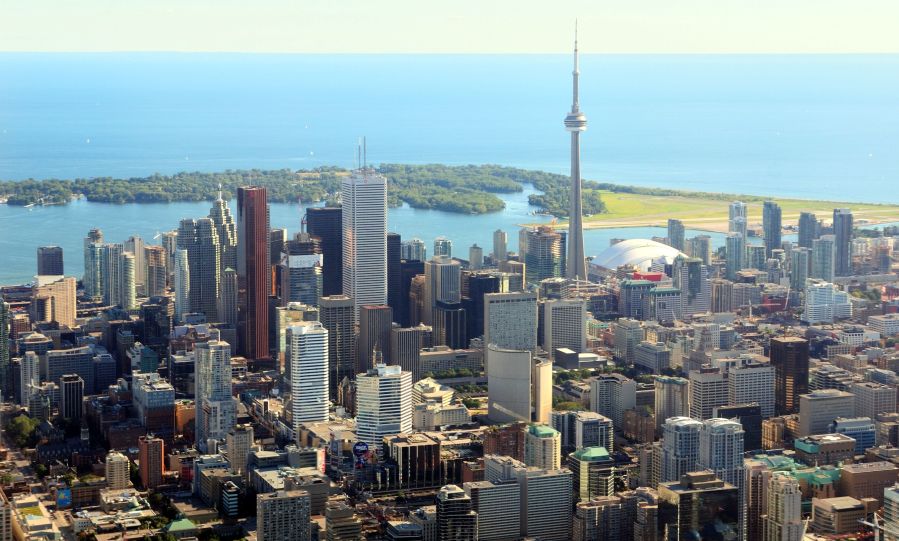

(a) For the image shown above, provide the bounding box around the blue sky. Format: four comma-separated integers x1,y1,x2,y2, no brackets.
2,0,898,53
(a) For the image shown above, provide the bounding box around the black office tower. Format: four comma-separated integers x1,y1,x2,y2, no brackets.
399,260,425,327
387,232,403,321
713,403,762,451
462,273,500,340
307,206,343,296
37,246,64,275
770,336,810,415
434,301,467,349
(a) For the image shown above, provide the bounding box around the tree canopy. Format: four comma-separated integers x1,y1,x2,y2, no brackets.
0,163,605,218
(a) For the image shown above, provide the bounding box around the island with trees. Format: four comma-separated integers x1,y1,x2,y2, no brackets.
6,163,899,230
0,163,602,217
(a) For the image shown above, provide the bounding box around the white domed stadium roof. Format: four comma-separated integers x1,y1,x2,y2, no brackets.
591,238,687,271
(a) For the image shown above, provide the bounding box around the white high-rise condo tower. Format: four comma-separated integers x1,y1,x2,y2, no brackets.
564,25,588,281
287,322,330,430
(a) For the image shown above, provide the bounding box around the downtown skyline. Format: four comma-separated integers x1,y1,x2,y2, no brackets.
2,10,899,541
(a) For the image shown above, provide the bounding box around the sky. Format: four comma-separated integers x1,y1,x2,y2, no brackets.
2,0,898,54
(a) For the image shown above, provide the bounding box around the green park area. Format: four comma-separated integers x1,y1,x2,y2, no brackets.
580,189,899,232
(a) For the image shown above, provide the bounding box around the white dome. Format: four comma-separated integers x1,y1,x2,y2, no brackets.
590,238,687,271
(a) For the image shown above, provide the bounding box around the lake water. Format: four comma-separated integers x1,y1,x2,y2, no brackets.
0,185,730,284
1,53,896,283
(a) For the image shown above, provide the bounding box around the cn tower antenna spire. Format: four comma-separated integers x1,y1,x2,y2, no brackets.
564,22,588,281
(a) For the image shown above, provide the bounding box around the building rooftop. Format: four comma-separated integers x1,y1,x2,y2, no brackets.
802,389,854,399
841,461,898,473
650,287,681,295
795,433,856,451
814,496,864,511
591,239,686,272
528,424,559,438
165,518,197,533
572,447,611,462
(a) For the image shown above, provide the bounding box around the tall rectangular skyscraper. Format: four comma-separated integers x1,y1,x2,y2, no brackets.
798,212,818,249
307,206,343,296
287,322,329,430
770,336,809,415
423,256,461,325
667,220,685,252
145,245,167,297
357,305,393,373
195,339,235,452
398,259,425,327
728,201,748,238
341,170,388,320
83,229,104,299
387,232,403,318
699,418,745,495
492,229,507,263
763,201,782,258
725,233,745,281
209,189,238,271
237,186,271,361
484,292,538,351
833,208,853,276
319,295,355,399
355,364,412,446
177,218,221,320
811,235,836,282
0,301,10,399
124,235,147,294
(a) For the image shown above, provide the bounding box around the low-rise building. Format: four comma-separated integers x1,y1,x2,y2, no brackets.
868,314,899,336
794,434,857,465
10,495,60,541
811,496,874,534
837,461,898,504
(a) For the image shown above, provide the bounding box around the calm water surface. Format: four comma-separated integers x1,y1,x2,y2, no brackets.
1,53,896,283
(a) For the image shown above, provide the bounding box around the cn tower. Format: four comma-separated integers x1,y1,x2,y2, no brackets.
564,25,588,281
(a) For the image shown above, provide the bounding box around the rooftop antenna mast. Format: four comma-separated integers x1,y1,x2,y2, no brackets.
299,197,307,233
363,136,367,169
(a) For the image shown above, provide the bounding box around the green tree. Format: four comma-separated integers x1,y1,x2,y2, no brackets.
462,398,480,409
33,463,48,478
5,414,40,448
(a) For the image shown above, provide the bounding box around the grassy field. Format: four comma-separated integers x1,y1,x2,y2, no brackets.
579,191,899,232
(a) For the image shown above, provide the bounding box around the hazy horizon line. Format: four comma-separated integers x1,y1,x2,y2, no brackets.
3,50,898,56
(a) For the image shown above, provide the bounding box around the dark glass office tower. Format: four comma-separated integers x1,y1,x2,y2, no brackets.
238,186,271,361
399,260,425,327
434,301,467,349
307,206,343,296
270,228,287,297
463,273,501,340
387,232,403,320
357,305,393,373
713,403,762,451
320,295,355,399
37,246,64,275
770,336,809,415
